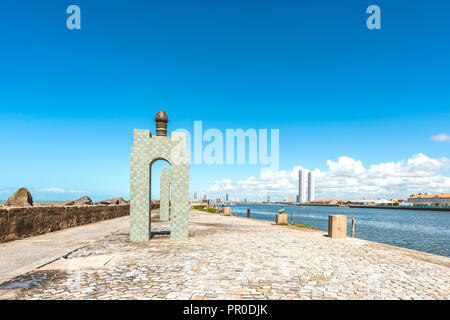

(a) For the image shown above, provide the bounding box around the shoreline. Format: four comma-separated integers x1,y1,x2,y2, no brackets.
235,202,450,212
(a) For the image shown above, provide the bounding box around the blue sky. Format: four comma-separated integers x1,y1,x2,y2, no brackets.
0,0,449,201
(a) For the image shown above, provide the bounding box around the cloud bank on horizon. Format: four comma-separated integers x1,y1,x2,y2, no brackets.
203,153,450,201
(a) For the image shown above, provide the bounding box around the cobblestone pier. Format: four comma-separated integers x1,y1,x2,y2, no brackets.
0,210,449,300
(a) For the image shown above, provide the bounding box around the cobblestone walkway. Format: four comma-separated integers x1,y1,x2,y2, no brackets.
1,210,449,300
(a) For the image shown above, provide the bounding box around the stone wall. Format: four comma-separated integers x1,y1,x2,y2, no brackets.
0,204,158,243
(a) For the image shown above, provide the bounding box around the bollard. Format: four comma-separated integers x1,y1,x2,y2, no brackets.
276,214,287,224
291,213,293,224
328,215,347,238
351,217,355,237
247,208,251,218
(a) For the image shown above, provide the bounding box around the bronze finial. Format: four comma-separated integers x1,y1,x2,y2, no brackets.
154,110,169,136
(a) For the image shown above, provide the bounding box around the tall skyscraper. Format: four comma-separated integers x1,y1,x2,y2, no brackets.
226,194,229,201
299,170,307,203
299,169,316,203
308,171,315,202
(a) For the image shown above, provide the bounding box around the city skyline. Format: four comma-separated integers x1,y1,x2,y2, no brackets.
201,152,450,202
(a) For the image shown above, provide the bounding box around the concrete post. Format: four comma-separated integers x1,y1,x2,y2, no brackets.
276,214,287,224
351,217,355,237
328,215,347,238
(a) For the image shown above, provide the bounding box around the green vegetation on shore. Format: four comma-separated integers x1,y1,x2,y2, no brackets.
192,205,218,213
273,223,319,230
292,224,319,230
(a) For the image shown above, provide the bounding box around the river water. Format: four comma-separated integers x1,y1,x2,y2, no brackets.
230,204,450,257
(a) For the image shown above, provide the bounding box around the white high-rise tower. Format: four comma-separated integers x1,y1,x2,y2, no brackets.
308,171,315,202
299,170,307,203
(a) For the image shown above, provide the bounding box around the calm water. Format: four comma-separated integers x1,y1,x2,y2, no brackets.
231,204,450,257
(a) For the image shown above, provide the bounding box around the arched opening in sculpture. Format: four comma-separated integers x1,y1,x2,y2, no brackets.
149,158,172,229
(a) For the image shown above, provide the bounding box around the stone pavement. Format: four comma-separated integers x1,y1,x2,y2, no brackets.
0,210,449,300
0,215,129,285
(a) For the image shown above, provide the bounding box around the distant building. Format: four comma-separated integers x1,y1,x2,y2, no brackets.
287,194,294,203
267,195,270,202
311,199,337,205
296,194,299,203
408,193,450,207
299,169,315,203
298,170,307,203
244,198,247,203
340,199,394,205
226,194,229,202
308,171,315,202
399,202,413,207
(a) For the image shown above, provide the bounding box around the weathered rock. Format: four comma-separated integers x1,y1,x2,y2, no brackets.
4,188,33,207
58,196,93,207
77,196,94,205
99,197,128,205
56,200,74,207
151,200,160,210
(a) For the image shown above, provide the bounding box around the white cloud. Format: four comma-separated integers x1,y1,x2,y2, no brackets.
202,153,450,200
39,187,65,193
69,190,84,193
37,188,85,194
431,133,450,142
327,156,365,176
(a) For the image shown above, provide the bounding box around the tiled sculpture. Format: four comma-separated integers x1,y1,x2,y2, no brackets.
130,111,189,241
160,168,172,222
